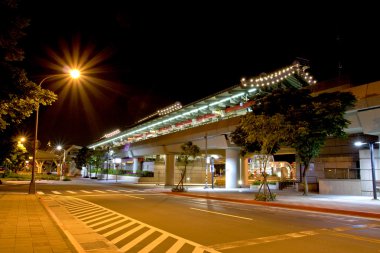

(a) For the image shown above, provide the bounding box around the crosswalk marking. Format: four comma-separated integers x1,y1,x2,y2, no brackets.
36,189,150,195
84,213,115,224
54,197,220,253
103,221,136,237
91,218,125,230
138,233,168,253
77,210,106,219
111,224,145,244
167,240,186,253
119,228,156,252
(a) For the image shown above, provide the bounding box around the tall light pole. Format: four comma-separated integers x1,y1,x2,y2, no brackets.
29,70,80,194
354,141,379,200
56,145,66,181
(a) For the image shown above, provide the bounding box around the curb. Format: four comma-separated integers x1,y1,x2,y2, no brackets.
166,192,380,219
38,196,86,253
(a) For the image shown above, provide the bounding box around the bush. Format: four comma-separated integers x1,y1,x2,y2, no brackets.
255,192,276,201
171,187,187,192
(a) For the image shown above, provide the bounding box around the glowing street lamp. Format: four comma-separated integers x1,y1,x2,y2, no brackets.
56,145,66,181
354,141,379,200
29,70,80,194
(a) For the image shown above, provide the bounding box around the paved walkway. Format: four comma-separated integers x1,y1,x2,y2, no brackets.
0,194,76,253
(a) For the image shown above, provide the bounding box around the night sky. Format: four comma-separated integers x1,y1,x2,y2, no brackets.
18,1,380,147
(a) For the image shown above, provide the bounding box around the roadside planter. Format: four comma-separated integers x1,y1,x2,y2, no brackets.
105,175,140,183
250,181,279,190
88,173,140,183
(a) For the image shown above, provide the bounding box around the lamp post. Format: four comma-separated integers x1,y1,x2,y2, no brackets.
29,70,80,194
354,141,379,200
56,145,66,181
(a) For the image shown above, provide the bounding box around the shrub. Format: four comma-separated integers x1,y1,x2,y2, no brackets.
255,192,276,201
171,187,187,192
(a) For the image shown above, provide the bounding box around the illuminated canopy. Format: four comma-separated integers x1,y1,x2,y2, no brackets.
88,62,315,149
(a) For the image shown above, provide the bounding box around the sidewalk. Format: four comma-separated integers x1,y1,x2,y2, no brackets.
0,193,76,253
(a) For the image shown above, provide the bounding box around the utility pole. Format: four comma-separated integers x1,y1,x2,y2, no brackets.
204,134,208,189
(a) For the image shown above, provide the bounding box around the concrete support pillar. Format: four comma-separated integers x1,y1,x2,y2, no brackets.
225,149,240,188
132,158,139,173
241,157,249,187
165,154,175,186
359,149,379,196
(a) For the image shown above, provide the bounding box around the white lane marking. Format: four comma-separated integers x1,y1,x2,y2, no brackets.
190,208,253,220
93,190,106,193
52,191,62,195
80,190,92,193
106,190,119,193
124,195,144,199
37,191,44,195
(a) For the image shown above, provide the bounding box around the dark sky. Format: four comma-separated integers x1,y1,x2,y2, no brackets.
18,1,380,147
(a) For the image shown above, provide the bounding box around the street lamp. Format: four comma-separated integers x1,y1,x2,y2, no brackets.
354,141,379,200
56,145,66,181
29,70,80,194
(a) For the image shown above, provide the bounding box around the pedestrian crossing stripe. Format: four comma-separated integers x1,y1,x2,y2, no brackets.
55,197,220,253
36,189,147,195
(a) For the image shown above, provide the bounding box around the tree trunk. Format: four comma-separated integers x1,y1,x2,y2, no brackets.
175,165,187,191
302,163,309,195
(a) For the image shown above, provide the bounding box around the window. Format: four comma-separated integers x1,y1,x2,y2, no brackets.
324,168,360,179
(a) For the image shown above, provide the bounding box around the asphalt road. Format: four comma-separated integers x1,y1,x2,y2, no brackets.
4,181,377,253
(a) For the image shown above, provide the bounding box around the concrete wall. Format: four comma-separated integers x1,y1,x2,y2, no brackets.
319,179,361,195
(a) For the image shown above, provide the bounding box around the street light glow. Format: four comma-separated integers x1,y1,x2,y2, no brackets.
70,69,80,79
354,141,365,147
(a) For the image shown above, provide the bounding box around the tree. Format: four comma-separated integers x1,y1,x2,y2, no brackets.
74,147,93,177
172,141,200,192
89,148,105,179
0,0,57,165
252,87,357,195
231,113,292,200
3,136,29,172
0,0,57,131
